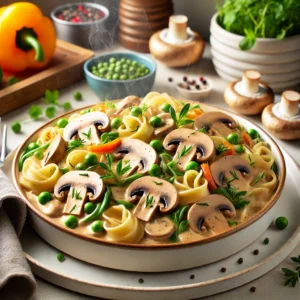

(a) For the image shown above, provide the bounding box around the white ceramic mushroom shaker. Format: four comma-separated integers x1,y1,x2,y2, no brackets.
224,70,274,115
149,15,205,67
262,90,300,140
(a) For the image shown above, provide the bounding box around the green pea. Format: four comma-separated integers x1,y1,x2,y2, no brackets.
11,122,21,133
111,117,122,129
109,57,116,63
92,70,99,76
75,162,87,170
115,66,121,73
116,60,122,66
185,161,200,171
113,74,119,80
120,74,127,80
84,202,96,214
34,150,44,160
84,153,98,166
91,220,104,233
149,116,163,128
234,144,245,153
129,75,135,80
122,63,129,69
160,103,171,113
103,62,108,67
131,107,142,117
38,191,52,205
99,67,106,74
150,140,163,152
28,142,39,151
248,129,260,139
97,63,102,68
64,215,78,229
106,75,112,80
132,61,138,66
121,58,126,63
129,66,136,72
57,118,68,128
144,69,150,74
227,133,239,145
73,91,82,101
149,164,162,177
92,66,97,71
275,216,288,230
126,59,131,65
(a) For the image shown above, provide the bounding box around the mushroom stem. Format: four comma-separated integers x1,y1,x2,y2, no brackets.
167,15,188,43
242,70,260,94
280,90,300,117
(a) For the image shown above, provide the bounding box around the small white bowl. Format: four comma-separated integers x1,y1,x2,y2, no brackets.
176,77,213,100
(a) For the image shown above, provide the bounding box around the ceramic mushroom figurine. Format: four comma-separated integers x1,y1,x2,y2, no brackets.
149,15,205,67
262,90,300,140
224,70,274,115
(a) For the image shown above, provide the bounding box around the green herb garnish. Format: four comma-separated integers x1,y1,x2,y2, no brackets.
227,220,238,227
82,128,92,140
44,89,59,105
72,188,82,200
251,172,265,185
197,203,209,206
198,127,208,134
79,173,89,177
115,200,135,209
169,206,189,242
69,204,77,214
216,144,229,155
282,256,300,287
226,171,238,184
105,100,116,110
248,155,256,167
271,163,278,174
153,181,163,185
145,193,154,208
169,103,194,128
176,145,192,162
67,138,85,152
101,132,119,144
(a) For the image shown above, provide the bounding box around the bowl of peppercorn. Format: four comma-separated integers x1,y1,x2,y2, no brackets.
84,52,156,100
51,2,109,49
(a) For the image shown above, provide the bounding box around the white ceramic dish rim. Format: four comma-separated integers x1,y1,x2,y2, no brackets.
51,2,110,26
12,102,286,249
210,13,300,53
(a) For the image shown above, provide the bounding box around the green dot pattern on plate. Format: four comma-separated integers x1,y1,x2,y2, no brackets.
91,57,150,80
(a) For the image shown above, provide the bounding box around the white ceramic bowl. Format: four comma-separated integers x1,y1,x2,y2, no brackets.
210,13,300,92
12,103,285,273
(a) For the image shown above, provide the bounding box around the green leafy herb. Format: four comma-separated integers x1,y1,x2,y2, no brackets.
29,105,43,120
248,155,255,167
153,181,163,185
141,103,149,112
82,128,92,140
44,89,59,105
251,172,265,185
145,193,154,208
217,0,300,51
282,256,300,287
45,106,56,119
169,103,194,128
216,144,229,155
115,200,135,209
60,168,69,174
176,145,192,162
169,206,189,242
227,220,238,227
198,127,208,134
191,104,201,110
226,171,238,184
105,100,116,110
79,173,89,177
69,204,77,214
101,132,119,144
67,138,85,152
271,163,278,174
197,203,209,206
81,108,91,115
213,185,250,209
72,188,82,200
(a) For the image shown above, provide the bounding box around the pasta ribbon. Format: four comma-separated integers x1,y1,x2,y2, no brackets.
103,205,144,243
20,158,61,193
38,126,58,145
252,142,275,168
174,170,209,205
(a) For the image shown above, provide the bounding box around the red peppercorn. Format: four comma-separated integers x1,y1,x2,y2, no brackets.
200,76,204,82
78,5,83,11
191,80,196,85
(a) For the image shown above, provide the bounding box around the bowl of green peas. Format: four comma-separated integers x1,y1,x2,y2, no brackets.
84,52,156,100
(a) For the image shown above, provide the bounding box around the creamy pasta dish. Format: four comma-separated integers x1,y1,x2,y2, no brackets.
17,92,279,245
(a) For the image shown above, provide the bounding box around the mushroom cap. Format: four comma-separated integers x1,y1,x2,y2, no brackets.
224,81,274,115
42,134,66,166
113,138,158,175
125,176,179,222
145,216,175,240
262,103,300,140
149,30,205,67
194,111,237,137
188,194,236,234
114,95,141,115
210,155,251,188
63,111,110,141
163,128,215,170
54,171,104,202
154,113,175,137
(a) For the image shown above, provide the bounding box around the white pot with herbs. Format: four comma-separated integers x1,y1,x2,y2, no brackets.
210,0,300,92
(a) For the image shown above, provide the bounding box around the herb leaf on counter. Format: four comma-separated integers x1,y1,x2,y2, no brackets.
282,256,300,287
44,89,59,105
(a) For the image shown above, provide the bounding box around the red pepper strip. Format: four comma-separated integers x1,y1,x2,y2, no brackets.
89,138,121,153
201,163,217,191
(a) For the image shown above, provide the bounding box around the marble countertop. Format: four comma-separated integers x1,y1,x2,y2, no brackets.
2,44,300,300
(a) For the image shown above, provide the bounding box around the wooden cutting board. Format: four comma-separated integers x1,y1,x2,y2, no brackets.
0,40,94,116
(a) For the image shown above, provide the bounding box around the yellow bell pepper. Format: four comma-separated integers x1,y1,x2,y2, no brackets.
0,2,56,72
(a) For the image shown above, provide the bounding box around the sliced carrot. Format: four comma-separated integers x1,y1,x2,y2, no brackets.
89,138,121,153
201,163,217,191
223,141,235,156
187,108,204,119
242,132,253,147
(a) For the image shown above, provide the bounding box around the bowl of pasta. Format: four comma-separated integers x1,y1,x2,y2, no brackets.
12,92,285,272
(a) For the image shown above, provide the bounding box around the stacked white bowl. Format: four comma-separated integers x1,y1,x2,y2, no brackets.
210,13,300,92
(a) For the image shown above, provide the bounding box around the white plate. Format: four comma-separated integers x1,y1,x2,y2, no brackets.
4,149,300,299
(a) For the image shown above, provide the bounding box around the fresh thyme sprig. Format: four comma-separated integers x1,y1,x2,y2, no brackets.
282,256,300,287
101,132,119,144
82,128,92,140
216,144,229,155
169,206,189,242
72,188,82,200
145,193,154,208
67,138,85,152
176,145,192,162
169,103,194,128
198,127,208,134
226,171,238,184
251,172,265,185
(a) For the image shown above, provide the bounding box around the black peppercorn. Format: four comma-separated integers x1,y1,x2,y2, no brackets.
253,249,259,255
263,238,269,245
168,77,173,82
203,80,207,85
196,85,200,90
190,274,195,279
250,287,256,292
138,278,144,284
238,258,243,264
221,267,226,273
183,76,187,81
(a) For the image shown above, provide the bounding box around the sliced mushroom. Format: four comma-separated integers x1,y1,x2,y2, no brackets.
194,112,237,136
145,216,175,240
54,171,105,216
125,176,179,222
163,128,215,171
114,95,141,115
154,113,175,137
188,194,236,234
113,138,158,175
42,134,66,166
210,155,252,190
63,111,110,144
